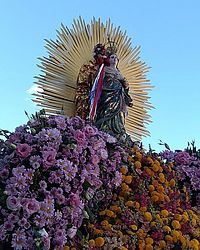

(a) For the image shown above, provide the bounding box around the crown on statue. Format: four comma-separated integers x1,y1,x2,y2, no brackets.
105,38,118,56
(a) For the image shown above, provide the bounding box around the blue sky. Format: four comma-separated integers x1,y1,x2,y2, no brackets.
0,0,200,151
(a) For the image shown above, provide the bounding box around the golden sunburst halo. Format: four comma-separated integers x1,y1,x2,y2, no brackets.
33,17,154,140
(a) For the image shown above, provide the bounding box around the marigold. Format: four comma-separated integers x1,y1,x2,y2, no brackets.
162,225,171,233
145,244,153,250
147,156,153,164
71,248,76,250
152,163,159,172
137,229,146,239
63,247,70,250
151,195,159,202
171,220,181,229
165,235,173,243
99,210,106,216
192,218,197,226
130,224,138,230
101,220,109,226
134,161,142,168
160,209,169,217
121,183,129,192
174,214,182,221
157,185,164,193
169,178,176,187
95,237,105,247
144,212,153,222
152,180,159,187
159,240,166,249
140,206,147,212
120,247,128,250
106,210,115,217
145,237,154,245
134,201,140,209
135,152,142,161
110,205,121,213
120,166,128,175
125,200,134,207
88,239,95,247
149,185,155,192
125,175,133,184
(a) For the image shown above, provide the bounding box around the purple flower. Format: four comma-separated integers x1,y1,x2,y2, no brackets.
74,130,86,145
16,143,32,158
42,148,57,167
67,226,77,239
6,196,20,211
174,151,191,165
25,198,40,215
42,236,51,250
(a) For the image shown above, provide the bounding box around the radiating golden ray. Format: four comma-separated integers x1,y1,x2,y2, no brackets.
33,17,154,140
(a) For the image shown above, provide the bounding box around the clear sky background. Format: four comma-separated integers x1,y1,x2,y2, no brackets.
0,0,200,151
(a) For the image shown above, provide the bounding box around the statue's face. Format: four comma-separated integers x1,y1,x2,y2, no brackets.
109,54,118,66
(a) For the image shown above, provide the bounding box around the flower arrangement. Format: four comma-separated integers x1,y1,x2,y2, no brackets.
0,111,126,249
0,112,200,250
73,147,200,249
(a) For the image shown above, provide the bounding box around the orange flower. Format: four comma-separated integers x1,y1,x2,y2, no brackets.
88,239,95,247
152,163,159,172
140,206,147,212
95,237,105,247
125,175,133,184
125,201,134,207
120,166,128,175
149,185,155,192
63,247,70,250
174,214,182,221
101,220,109,226
134,201,140,209
152,180,159,187
169,179,176,187
110,205,121,213
157,185,164,193
147,156,153,164
151,195,159,202
145,237,154,245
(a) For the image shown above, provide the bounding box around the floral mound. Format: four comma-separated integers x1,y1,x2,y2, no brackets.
0,114,200,250
0,114,125,249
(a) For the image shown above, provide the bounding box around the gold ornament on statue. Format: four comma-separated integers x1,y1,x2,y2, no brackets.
33,17,154,141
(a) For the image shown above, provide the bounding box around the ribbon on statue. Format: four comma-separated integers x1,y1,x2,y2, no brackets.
89,64,105,121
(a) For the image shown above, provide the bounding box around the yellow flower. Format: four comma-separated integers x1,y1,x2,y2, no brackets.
134,201,140,209
106,210,115,217
160,209,169,217
125,200,134,207
190,239,199,246
88,239,95,247
192,218,197,226
144,212,153,222
95,237,105,247
134,161,142,168
165,235,173,243
99,210,106,216
124,175,133,184
120,247,128,250
63,247,70,250
130,224,138,230
145,245,153,250
101,220,109,226
162,225,171,233
121,183,129,192
174,214,182,221
71,248,76,250
159,240,166,249
145,237,154,245
171,220,181,229
136,229,146,239
135,152,142,161
147,156,153,164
